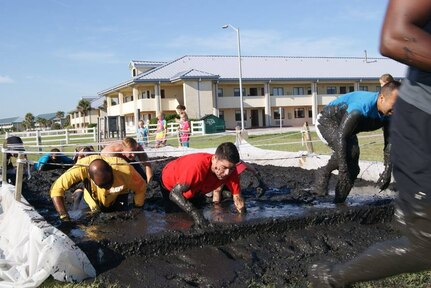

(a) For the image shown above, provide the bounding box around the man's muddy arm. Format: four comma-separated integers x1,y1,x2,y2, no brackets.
52,196,70,221
380,0,431,72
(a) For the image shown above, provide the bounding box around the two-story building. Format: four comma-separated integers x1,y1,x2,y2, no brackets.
98,55,406,130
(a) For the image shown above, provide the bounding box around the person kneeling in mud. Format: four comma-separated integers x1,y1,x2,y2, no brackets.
50,155,147,222
160,142,245,228
314,80,400,203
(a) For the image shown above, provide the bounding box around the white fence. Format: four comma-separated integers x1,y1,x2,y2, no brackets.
6,128,97,147
5,121,205,147
128,120,205,136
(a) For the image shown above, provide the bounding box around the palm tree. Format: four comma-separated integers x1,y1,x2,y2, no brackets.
55,111,65,128
35,117,47,128
22,113,34,130
77,99,92,127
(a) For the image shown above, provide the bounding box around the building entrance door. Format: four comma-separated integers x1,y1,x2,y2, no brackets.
251,109,259,127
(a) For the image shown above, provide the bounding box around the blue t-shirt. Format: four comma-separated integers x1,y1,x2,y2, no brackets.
327,91,385,121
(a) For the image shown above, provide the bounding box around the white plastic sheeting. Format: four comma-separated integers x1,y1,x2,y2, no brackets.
0,183,96,287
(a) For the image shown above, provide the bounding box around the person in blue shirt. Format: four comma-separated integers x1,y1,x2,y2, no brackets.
314,80,401,203
136,120,149,147
34,148,74,171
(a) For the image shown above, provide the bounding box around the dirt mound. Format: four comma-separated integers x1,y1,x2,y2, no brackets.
21,158,399,287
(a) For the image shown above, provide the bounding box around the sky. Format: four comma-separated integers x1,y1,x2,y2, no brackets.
0,0,390,119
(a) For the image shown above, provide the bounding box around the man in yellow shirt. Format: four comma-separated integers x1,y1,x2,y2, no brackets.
51,155,147,222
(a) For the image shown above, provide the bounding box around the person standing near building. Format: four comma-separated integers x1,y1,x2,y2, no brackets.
313,80,401,203
179,112,190,147
155,113,167,148
136,120,149,148
309,1,431,286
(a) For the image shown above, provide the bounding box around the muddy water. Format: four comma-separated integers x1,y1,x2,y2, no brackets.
21,160,399,287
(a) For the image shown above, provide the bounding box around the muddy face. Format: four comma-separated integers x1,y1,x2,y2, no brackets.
211,156,236,180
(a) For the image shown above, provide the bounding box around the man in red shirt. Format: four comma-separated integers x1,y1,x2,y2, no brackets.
161,142,245,228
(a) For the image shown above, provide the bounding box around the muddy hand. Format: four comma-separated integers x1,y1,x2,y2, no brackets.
376,168,391,191
256,179,268,198
233,194,246,214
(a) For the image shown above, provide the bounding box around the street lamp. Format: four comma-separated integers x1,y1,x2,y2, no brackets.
222,24,245,131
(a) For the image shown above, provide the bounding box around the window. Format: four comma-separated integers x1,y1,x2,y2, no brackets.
234,88,246,96
376,86,381,92
359,86,368,91
307,87,312,95
132,69,137,77
272,87,284,96
273,109,285,119
249,87,258,96
293,87,305,95
294,108,305,118
219,111,224,120
217,88,224,97
161,89,165,98
235,110,246,121
340,86,347,94
326,86,337,94
349,86,355,92
308,109,313,118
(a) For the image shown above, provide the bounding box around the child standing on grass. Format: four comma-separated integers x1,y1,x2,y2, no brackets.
179,112,190,147
137,120,149,148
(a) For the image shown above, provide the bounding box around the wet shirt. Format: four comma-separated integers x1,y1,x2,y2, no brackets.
34,153,74,171
162,153,240,199
50,155,146,210
322,91,388,133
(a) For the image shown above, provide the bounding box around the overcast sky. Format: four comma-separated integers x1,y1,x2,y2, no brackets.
0,0,391,118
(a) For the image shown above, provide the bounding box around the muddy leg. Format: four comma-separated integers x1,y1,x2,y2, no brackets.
334,137,359,203
314,154,338,196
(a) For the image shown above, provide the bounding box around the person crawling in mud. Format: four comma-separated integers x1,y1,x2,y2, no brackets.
101,137,153,183
314,80,401,203
50,155,147,222
34,148,74,171
160,142,245,228
212,160,268,203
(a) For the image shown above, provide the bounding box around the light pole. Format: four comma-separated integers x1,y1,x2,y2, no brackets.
222,24,245,131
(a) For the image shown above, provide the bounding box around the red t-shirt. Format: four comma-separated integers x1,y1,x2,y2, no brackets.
162,153,240,199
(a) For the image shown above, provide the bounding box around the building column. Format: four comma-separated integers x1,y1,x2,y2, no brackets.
311,82,318,125
154,83,161,115
213,82,219,116
354,81,360,91
264,82,271,127
133,87,139,124
118,92,124,116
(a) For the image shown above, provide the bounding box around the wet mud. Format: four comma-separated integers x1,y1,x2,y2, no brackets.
21,158,400,287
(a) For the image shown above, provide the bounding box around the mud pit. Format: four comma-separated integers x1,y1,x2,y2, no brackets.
22,158,399,287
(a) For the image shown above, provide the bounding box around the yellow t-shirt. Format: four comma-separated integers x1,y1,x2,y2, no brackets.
50,155,146,210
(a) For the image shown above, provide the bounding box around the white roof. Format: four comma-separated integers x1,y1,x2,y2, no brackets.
100,55,407,94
